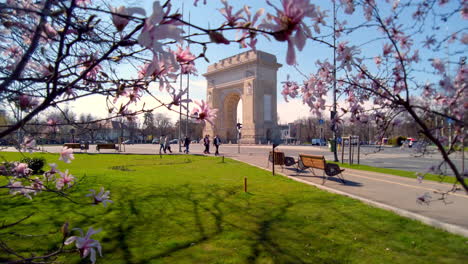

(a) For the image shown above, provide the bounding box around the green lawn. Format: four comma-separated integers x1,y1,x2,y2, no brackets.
1,152,467,263
331,162,466,185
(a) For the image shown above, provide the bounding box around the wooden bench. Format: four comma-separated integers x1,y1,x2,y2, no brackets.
267,151,286,171
96,143,118,152
63,143,89,152
297,154,345,184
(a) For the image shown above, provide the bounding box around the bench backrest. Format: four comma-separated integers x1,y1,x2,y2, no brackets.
97,143,117,149
64,143,81,149
269,151,285,165
299,154,326,170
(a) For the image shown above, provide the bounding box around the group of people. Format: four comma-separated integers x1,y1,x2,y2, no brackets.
158,135,222,155
158,135,173,154
203,134,221,155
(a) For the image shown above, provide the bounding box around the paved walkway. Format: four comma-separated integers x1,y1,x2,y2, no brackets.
2,144,467,237
228,151,468,236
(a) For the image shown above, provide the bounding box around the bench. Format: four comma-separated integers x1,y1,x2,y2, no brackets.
63,143,89,152
266,151,296,171
267,151,286,171
96,143,118,152
297,154,346,184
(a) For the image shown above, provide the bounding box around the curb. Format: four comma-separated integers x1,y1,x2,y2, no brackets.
230,157,468,238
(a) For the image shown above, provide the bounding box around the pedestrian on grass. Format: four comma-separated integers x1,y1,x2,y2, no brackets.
213,135,221,156
184,136,190,153
203,135,210,154
159,135,166,154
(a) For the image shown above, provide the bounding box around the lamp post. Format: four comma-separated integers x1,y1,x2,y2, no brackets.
332,0,339,162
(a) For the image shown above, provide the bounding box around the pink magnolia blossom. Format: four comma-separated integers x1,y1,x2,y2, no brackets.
59,147,75,163
260,0,316,65
335,20,347,38
191,100,217,126
340,0,355,14
47,117,60,132
21,136,36,153
42,23,57,40
431,58,445,73
461,2,468,19
86,187,113,207
173,45,196,64
8,180,34,199
139,54,178,87
79,53,102,80
44,163,59,180
138,1,184,53
281,75,300,102
336,41,361,71
31,177,45,194
4,45,23,59
219,0,244,27
382,43,393,56
110,6,146,32
17,95,39,111
461,33,468,44
13,163,32,177
172,45,197,75
56,169,75,190
65,227,102,264
75,0,92,7
374,56,382,66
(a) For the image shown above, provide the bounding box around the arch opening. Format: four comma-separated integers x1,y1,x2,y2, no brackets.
223,93,241,142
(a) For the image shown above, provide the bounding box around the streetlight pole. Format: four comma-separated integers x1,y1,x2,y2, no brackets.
178,69,183,153
332,0,339,162
185,12,191,139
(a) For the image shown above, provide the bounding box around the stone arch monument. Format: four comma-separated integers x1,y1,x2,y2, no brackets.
203,50,282,144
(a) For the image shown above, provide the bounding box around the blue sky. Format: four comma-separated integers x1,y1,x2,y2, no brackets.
68,0,467,124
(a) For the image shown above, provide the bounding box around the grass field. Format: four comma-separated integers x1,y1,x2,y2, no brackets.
331,162,466,185
1,152,467,263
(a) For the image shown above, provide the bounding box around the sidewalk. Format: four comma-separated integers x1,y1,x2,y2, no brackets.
226,151,468,237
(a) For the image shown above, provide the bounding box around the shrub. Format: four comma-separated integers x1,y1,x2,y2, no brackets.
20,157,46,174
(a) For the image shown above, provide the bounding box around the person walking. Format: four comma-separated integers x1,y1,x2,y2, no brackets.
165,135,172,153
213,135,221,156
184,136,190,154
203,135,210,154
159,135,166,154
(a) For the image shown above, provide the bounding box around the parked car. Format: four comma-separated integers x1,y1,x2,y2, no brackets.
311,138,326,146
151,138,160,144
95,140,107,144
123,139,133,144
168,139,178,144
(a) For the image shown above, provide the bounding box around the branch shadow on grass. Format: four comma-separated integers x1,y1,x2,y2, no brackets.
98,184,345,263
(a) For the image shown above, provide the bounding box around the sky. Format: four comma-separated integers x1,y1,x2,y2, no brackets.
63,0,466,125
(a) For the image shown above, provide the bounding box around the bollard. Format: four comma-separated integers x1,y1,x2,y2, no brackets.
244,177,247,192
222,155,225,163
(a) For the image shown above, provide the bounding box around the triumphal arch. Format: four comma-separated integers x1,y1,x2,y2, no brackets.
203,50,281,144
